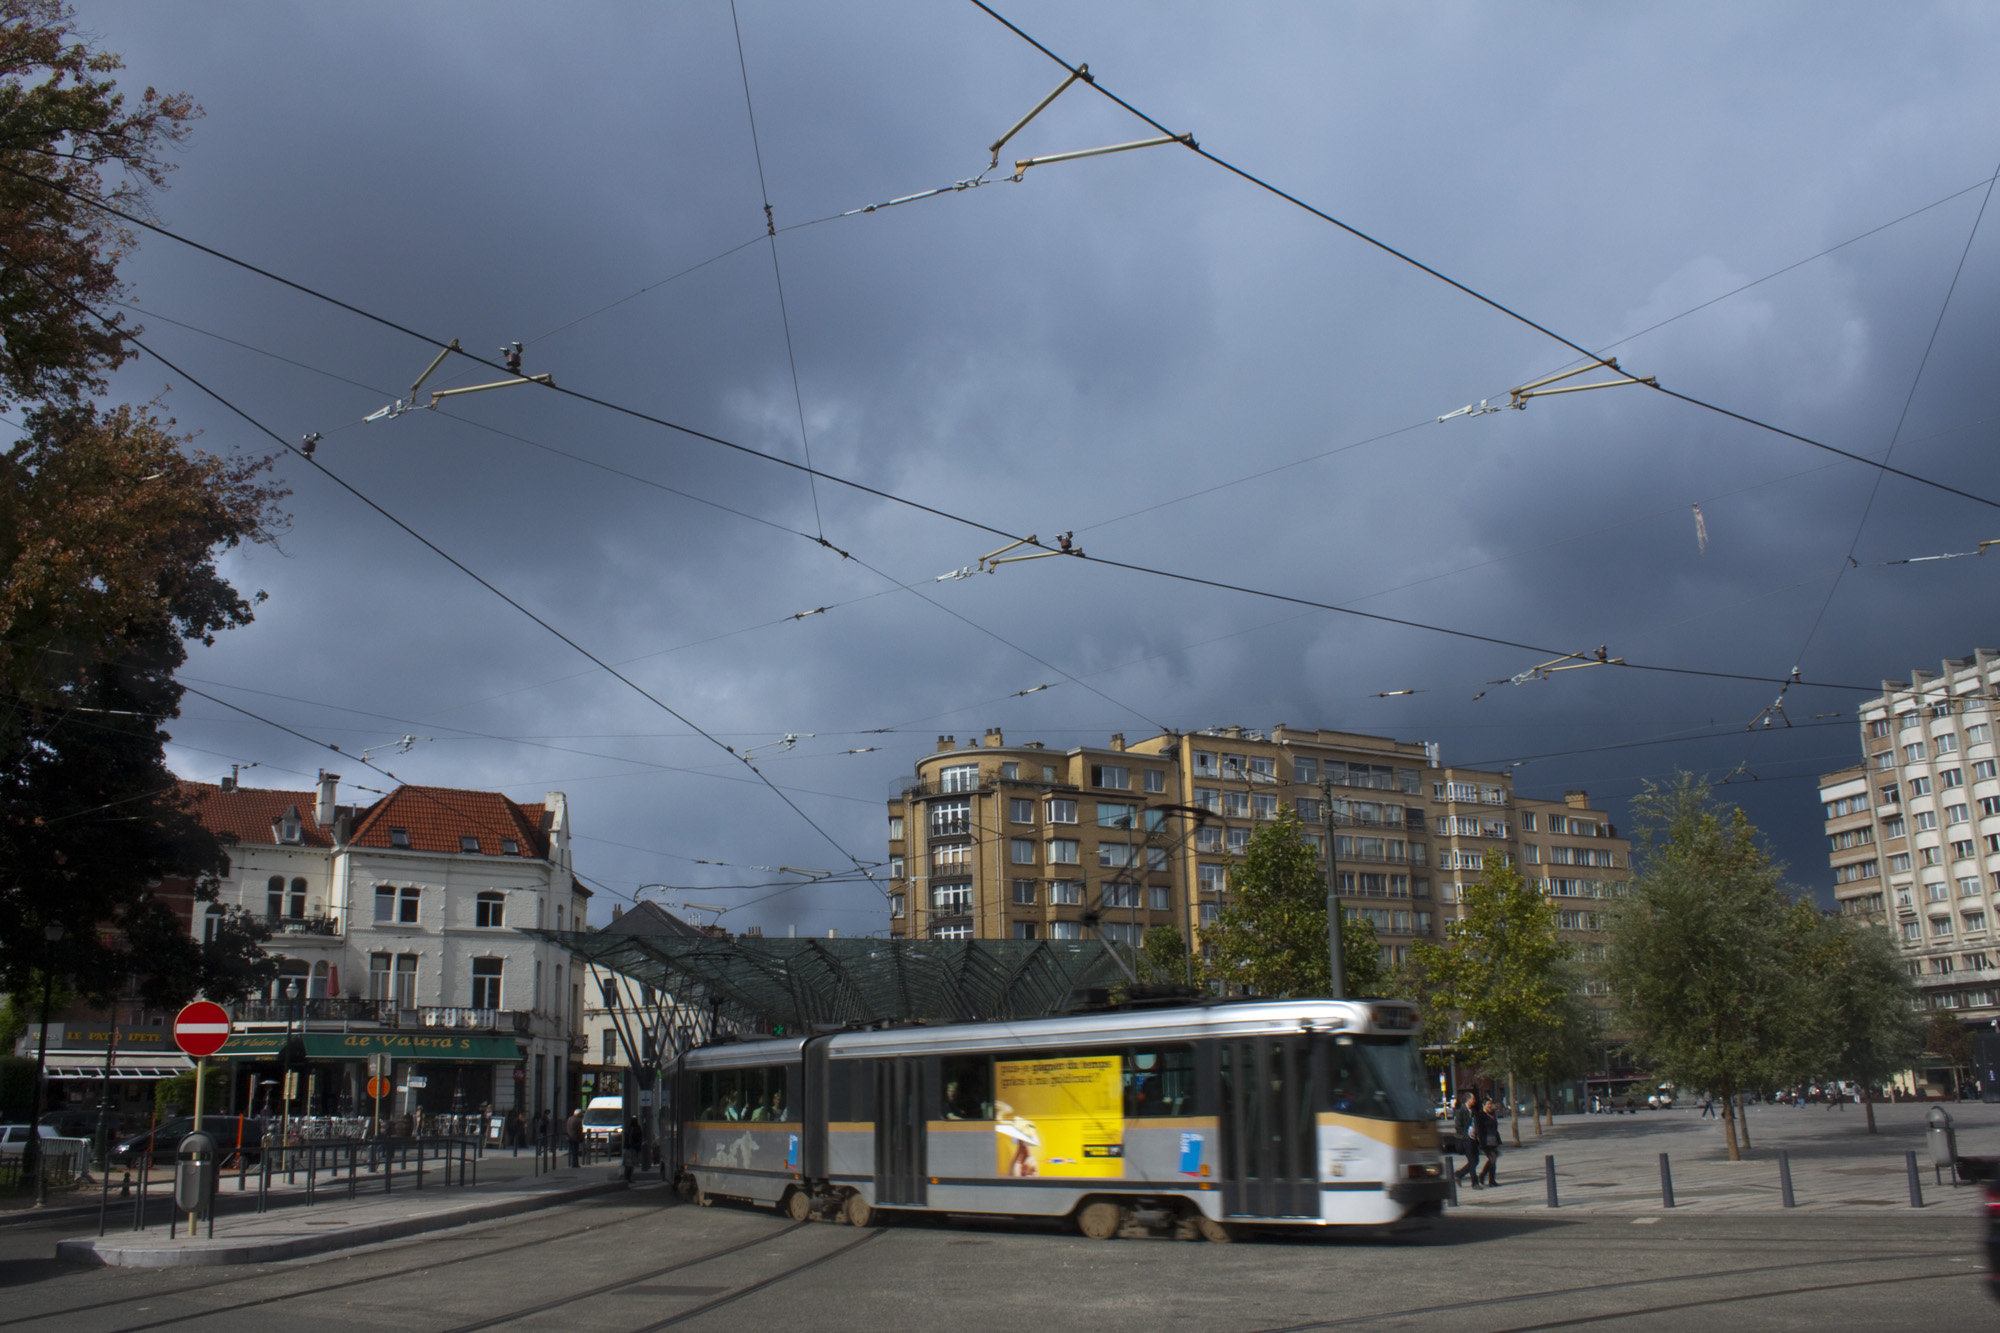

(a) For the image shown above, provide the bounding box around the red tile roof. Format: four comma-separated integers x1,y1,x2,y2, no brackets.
348,785,549,859
176,782,335,848
175,781,550,859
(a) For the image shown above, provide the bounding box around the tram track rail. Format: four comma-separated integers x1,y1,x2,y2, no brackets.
1243,1250,1973,1331
37,1192,664,1332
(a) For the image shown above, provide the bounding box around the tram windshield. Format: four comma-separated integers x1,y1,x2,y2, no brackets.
1324,1035,1432,1122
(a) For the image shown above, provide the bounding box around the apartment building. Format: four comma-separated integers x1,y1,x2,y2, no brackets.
180,773,591,1122
1818,649,2000,1024
886,725,1630,980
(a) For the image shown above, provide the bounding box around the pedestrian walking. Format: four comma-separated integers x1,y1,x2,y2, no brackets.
565,1107,583,1167
1700,1093,1715,1119
1476,1098,1502,1187
623,1114,646,1183
505,1108,525,1155
1452,1091,1482,1187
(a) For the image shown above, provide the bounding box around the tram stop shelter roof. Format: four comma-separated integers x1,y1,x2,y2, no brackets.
527,930,1136,1031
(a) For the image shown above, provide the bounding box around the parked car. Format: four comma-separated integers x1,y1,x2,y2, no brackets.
580,1096,625,1151
108,1117,267,1167
0,1124,60,1156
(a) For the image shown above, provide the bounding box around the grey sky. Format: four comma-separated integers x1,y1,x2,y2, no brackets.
70,1,2000,927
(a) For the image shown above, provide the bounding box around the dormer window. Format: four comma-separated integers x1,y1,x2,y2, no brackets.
501,839,519,856
389,827,410,849
275,805,304,844
460,835,480,853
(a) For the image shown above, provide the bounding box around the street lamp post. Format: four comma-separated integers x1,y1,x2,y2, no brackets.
24,923,64,1204
92,975,133,1172
1319,779,1346,1000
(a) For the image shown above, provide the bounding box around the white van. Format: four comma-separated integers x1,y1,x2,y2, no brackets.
581,1096,625,1150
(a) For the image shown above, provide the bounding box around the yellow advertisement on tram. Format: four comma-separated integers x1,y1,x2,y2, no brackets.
993,1055,1124,1178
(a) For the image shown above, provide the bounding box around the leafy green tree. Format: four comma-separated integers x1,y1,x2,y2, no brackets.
1138,925,1186,985
0,0,200,407
1800,916,1921,1133
1406,857,1574,1145
1924,1011,1974,1093
1202,809,1384,998
1607,775,1812,1160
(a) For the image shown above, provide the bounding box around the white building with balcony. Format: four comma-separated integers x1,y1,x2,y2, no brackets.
180,773,590,1124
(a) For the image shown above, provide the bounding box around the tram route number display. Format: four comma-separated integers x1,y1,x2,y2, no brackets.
993,1056,1123,1178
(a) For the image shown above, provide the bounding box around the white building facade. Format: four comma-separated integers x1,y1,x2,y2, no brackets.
182,773,589,1124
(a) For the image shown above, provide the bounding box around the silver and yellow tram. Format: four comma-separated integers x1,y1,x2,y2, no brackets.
670,999,1444,1239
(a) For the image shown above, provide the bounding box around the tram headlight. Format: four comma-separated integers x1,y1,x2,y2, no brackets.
1405,1162,1442,1180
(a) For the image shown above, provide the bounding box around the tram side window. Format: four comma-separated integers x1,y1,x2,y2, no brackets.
697,1066,792,1121
1125,1047,1194,1117
941,1055,993,1120
830,1060,875,1122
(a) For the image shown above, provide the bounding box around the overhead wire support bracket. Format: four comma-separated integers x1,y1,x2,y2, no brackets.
1496,646,1621,686
1506,357,1656,410
1012,133,1195,181
364,338,553,421
937,533,1082,581
989,63,1092,168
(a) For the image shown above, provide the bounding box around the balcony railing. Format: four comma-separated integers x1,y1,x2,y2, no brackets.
416,1006,531,1033
264,913,340,937
233,997,388,1023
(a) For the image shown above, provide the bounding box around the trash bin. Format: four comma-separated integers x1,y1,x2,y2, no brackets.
1926,1106,1957,1184
175,1130,219,1219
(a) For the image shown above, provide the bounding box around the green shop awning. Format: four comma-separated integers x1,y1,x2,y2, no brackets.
215,1032,524,1063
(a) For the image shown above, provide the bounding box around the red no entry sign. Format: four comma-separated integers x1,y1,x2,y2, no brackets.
173,1000,232,1058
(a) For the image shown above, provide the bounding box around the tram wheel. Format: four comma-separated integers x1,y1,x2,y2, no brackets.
842,1191,873,1228
1076,1200,1124,1240
1194,1215,1239,1243
786,1188,813,1222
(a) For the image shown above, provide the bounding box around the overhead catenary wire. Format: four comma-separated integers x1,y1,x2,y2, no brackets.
0,164,1883,697
963,0,2000,516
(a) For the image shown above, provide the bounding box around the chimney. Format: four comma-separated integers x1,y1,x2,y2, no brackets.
316,771,340,827
985,727,1004,747
1564,790,1590,809
1110,733,1126,752
220,764,237,793
937,735,956,753
612,903,623,921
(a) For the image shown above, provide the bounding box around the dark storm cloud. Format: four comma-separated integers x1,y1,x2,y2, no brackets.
68,0,2000,922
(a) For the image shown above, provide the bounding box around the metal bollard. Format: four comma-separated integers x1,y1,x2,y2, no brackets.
1544,1155,1559,1208
1444,1154,1458,1205
1906,1150,1924,1208
1778,1150,1795,1208
1659,1152,1676,1209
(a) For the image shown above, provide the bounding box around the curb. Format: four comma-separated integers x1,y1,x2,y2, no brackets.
55,1179,624,1268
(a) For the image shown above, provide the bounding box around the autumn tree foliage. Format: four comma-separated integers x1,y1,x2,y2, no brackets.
0,4,279,1006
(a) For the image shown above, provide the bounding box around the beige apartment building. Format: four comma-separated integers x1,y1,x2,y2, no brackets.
886,724,1630,984
1819,649,2000,1025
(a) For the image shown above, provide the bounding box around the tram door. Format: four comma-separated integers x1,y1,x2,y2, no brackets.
873,1059,928,1207
1218,1037,1318,1218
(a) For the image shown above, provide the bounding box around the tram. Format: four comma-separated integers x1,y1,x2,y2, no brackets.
669,998,1445,1240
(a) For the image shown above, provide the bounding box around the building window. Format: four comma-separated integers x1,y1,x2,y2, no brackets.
1933,917,1955,937
471,957,502,1010
602,1029,618,1062
1227,828,1250,851
930,800,971,836
1223,791,1249,818
1196,826,1223,851
1012,879,1037,905
1883,815,1907,837
1960,876,1983,897
891,893,906,919
1012,922,1039,939
1904,742,1927,762
1975,760,1999,781
1193,751,1218,776
1010,838,1037,864
1197,863,1226,894
1293,757,1319,783
889,856,905,880
476,891,505,928
1194,788,1221,814
399,886,421,923
600,978,618,1009
1001,761,1019,780
939,763,980,793
1880,785,1900,805
1248,756,1276,780
1050,921,1083,939
502,838,520,855
1914,811,1938,831
1100,844,1138,869
933,924,972,941
1143,769,1166,793
1050,880,1083,905
1942,768,1965,788
1910,776,1934,796
286,877,306,918
394,954,418,1009
1874,752,1896,770
1009,798,1035,824
1927,882,1950,902
203,904,223,943
1947,804,1970,824
1048,838,1080,865
932,883,971,914
1252,793,1278,820
1954,842,1977,863
1889,853,1912,872
1097,802,1138,829
374,885,394,922
1045,798,1077,824
1092,765,1130,790
1904,921,1923,942
389,827,411,849
369,953,391,1001
1520,811,1538,832
1150,886,1170,911
267,875,284,918
1104,883,1140,909
1869,718,1892,737
889,815,904,840
1968,724,1993,745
